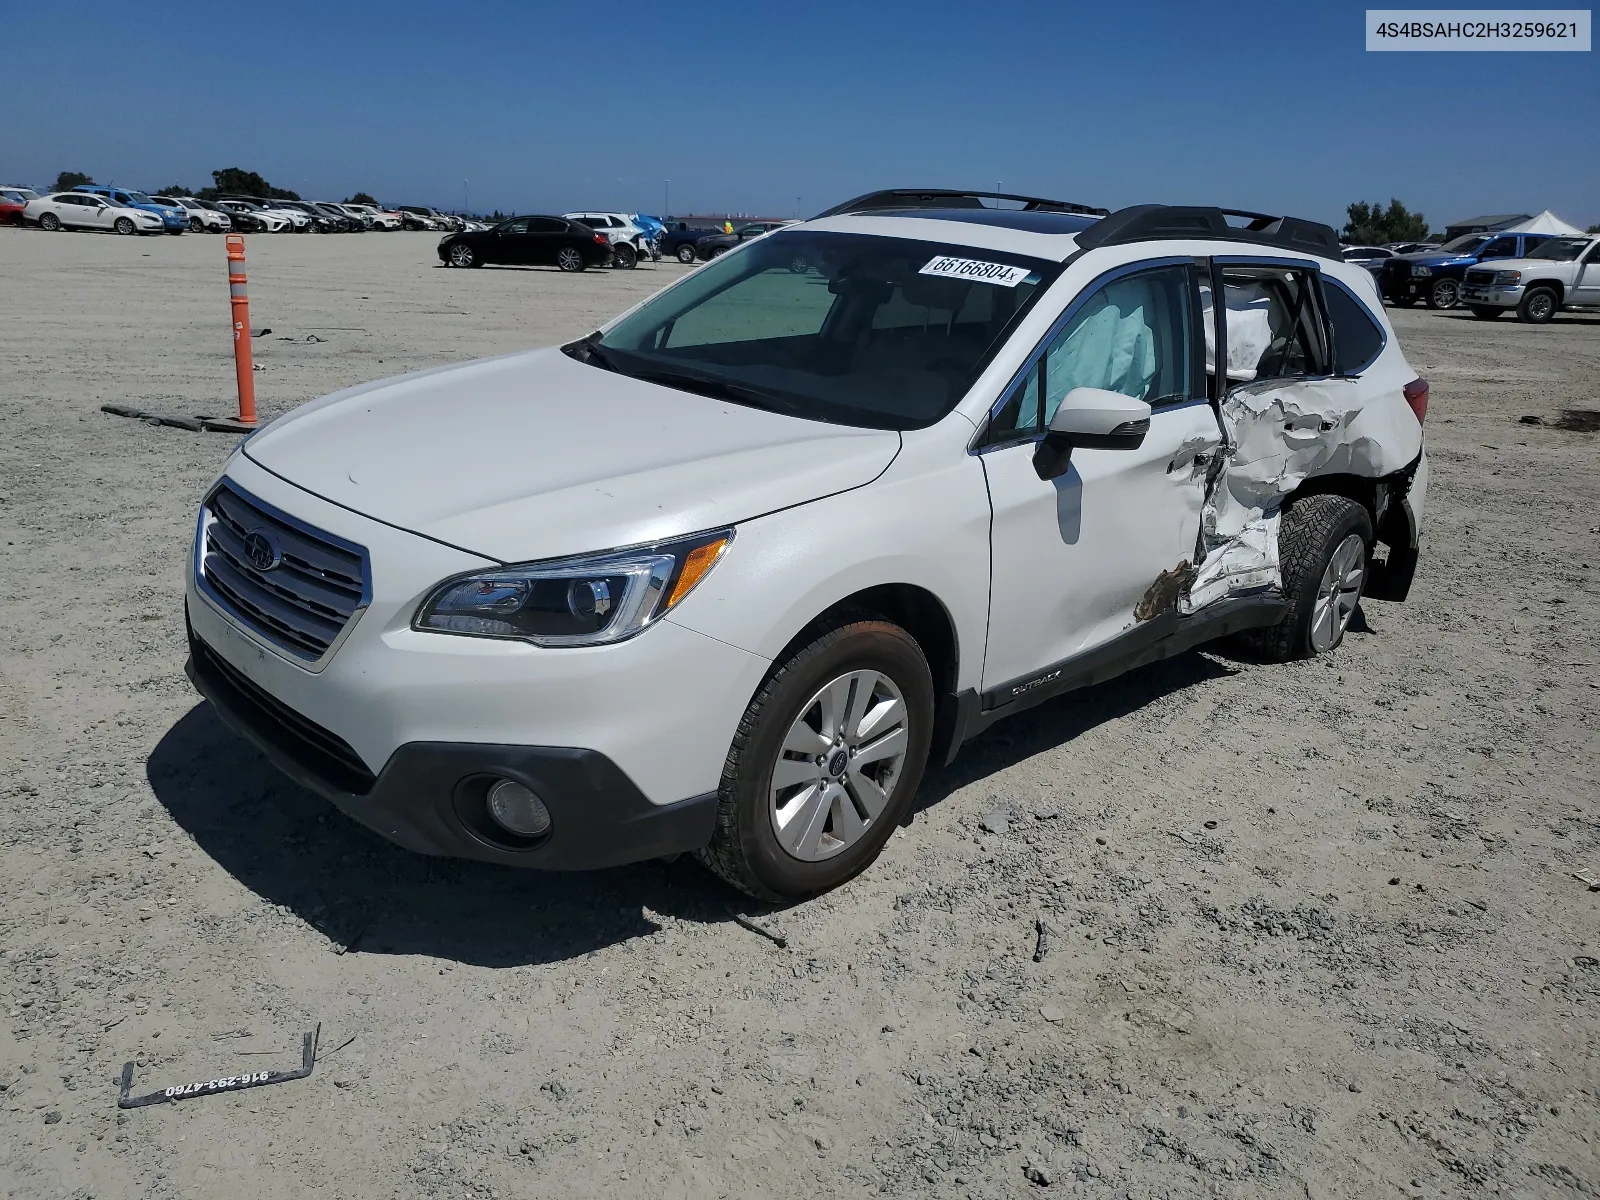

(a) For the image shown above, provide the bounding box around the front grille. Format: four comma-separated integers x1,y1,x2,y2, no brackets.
191,632,377,795
200,483,368,662
1464,269,1495,286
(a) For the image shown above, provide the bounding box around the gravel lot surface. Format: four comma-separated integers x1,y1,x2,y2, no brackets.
1,228,1596,1200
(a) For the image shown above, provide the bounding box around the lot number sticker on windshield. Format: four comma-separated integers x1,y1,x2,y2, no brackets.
919,256,1034,287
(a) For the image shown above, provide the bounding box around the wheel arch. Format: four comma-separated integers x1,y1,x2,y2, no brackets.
1522,278,1565,302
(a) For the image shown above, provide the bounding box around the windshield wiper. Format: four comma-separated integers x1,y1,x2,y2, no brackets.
625,365,801,414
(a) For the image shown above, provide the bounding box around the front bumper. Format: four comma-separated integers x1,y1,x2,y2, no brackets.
186,625,718,868
1461,283,1522,308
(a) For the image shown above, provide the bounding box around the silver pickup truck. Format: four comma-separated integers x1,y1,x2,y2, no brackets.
1462,233,1600,323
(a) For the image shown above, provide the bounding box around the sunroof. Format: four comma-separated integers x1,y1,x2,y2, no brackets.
864,207,1100,234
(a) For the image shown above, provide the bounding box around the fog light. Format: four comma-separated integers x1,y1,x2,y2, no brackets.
486,779,552,838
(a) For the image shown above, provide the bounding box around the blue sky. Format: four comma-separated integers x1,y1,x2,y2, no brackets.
4,0,1595,230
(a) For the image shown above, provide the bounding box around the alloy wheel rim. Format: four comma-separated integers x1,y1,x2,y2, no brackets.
1310,533,1365,652
1435,281,1458,306
558,249,581,269
450,245,472,266
769,669,909,862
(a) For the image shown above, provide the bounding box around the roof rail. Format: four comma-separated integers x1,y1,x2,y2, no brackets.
1073,205,1341,257
815,189,1109,220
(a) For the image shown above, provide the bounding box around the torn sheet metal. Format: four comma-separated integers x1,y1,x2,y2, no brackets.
1184,380,1389,613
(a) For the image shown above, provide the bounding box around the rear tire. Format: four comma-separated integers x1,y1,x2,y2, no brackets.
556,247,585,273
697,615,934,901
1469,305,1502,320
114,216,135,235
1237,495,1373,662
39,212,61,231
676,243,697,264
1517,287,1558,324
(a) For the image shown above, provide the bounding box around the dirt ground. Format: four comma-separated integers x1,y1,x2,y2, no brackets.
1,228,1596,1200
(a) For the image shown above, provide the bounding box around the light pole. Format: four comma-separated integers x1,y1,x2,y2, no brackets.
463,179,469,214
664,179,670,217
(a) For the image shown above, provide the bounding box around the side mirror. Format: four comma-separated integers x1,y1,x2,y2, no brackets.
1032,387,1152,481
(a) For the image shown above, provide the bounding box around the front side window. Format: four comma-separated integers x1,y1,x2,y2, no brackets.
1218,265,1328,384
592,231,1060,429
497,218,530,234
990,264,1194,441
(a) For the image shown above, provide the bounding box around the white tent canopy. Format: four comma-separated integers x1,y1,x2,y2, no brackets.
1504,210,1585,236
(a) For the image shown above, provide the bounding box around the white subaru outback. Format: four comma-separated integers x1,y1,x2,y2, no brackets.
184,188,1429,900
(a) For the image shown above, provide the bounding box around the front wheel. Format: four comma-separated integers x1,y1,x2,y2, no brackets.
1469,305,1502,320
556,247,585,272
1517,287,1558,324
114,216,135,235
709,245,728,258
697,615,934,900
1239,495,1372,661
676,243,697,264
612,242,637,269
1426,278,1460,309
447,243,477,268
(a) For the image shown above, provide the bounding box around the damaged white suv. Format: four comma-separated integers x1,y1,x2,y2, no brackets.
184,189,1428,900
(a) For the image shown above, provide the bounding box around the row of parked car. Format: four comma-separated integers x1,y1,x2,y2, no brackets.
0,184,485,236
1340,232,1600,322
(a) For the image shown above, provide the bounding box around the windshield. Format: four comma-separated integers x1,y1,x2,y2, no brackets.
1,190,25,204
1527,236,1591,261
1437,234,1490,254
123,191,153,205
592,231,1061,430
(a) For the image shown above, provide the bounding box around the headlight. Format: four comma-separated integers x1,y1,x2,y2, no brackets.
414,530,732,647
1410,265,1432,277
1493,270,1521,285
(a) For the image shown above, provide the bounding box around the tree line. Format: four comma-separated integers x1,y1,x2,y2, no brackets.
50,168,376,208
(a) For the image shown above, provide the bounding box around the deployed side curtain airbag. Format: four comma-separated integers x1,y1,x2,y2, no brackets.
1043,287,1159,419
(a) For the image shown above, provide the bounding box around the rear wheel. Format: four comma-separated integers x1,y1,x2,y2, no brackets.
676,243,697,264
697,615,934,901
556,247,585,272
114,216,135,235
612,243,637,269
1517,287,1558,324
39,212,60,231
1469,305,1502,320
1426,278,1460,309
447,243,477,268
1238,495,1372,661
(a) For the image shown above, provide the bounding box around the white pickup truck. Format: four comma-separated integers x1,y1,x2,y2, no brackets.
1462,233,1600,323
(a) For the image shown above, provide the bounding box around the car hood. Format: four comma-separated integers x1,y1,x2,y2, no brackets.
242,347,902,563
1401,252,1476,268
1473,255,1566,273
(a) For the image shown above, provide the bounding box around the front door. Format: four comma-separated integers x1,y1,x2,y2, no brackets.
979,261,1221,693
1574,242,1600,304
488,218,530,265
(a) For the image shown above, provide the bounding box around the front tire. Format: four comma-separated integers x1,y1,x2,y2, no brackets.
556,247,585,272
1517,287,1558,324
1469,305,1502,320
1239,495,1372,661
114,216,135,235
447,243,477,268
697,615,934,901
1426,278,1460,309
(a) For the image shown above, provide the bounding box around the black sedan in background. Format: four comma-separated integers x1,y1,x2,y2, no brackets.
438,215,613,271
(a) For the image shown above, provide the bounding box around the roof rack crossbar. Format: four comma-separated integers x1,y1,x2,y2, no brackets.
1073,204,1341,257
815,189,1109,220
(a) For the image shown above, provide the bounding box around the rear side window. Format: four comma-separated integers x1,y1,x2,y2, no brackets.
529,218,566,233
1323,280,1386,375
1218,265,1329,383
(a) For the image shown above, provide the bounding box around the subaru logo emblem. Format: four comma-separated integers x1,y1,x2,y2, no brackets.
243,529,282,572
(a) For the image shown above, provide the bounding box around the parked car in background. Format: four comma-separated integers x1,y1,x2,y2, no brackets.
307,202,358,231
1,186,38,225
693,220,799,260
344,203,400,230
438,215,613,271
1461,233,1600,323
563,212,653,267
662,220,722,262
215,200,289,233
1340,245,1394,279
156,196,231,233
25,192,164,234
397,205,439,231
267,200,343,233
1379,230,1553,309
1384,241,1435,256
73,185,187,234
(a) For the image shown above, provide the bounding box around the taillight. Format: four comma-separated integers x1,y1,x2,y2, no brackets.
1403,377,1428,424
594,233,609,244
